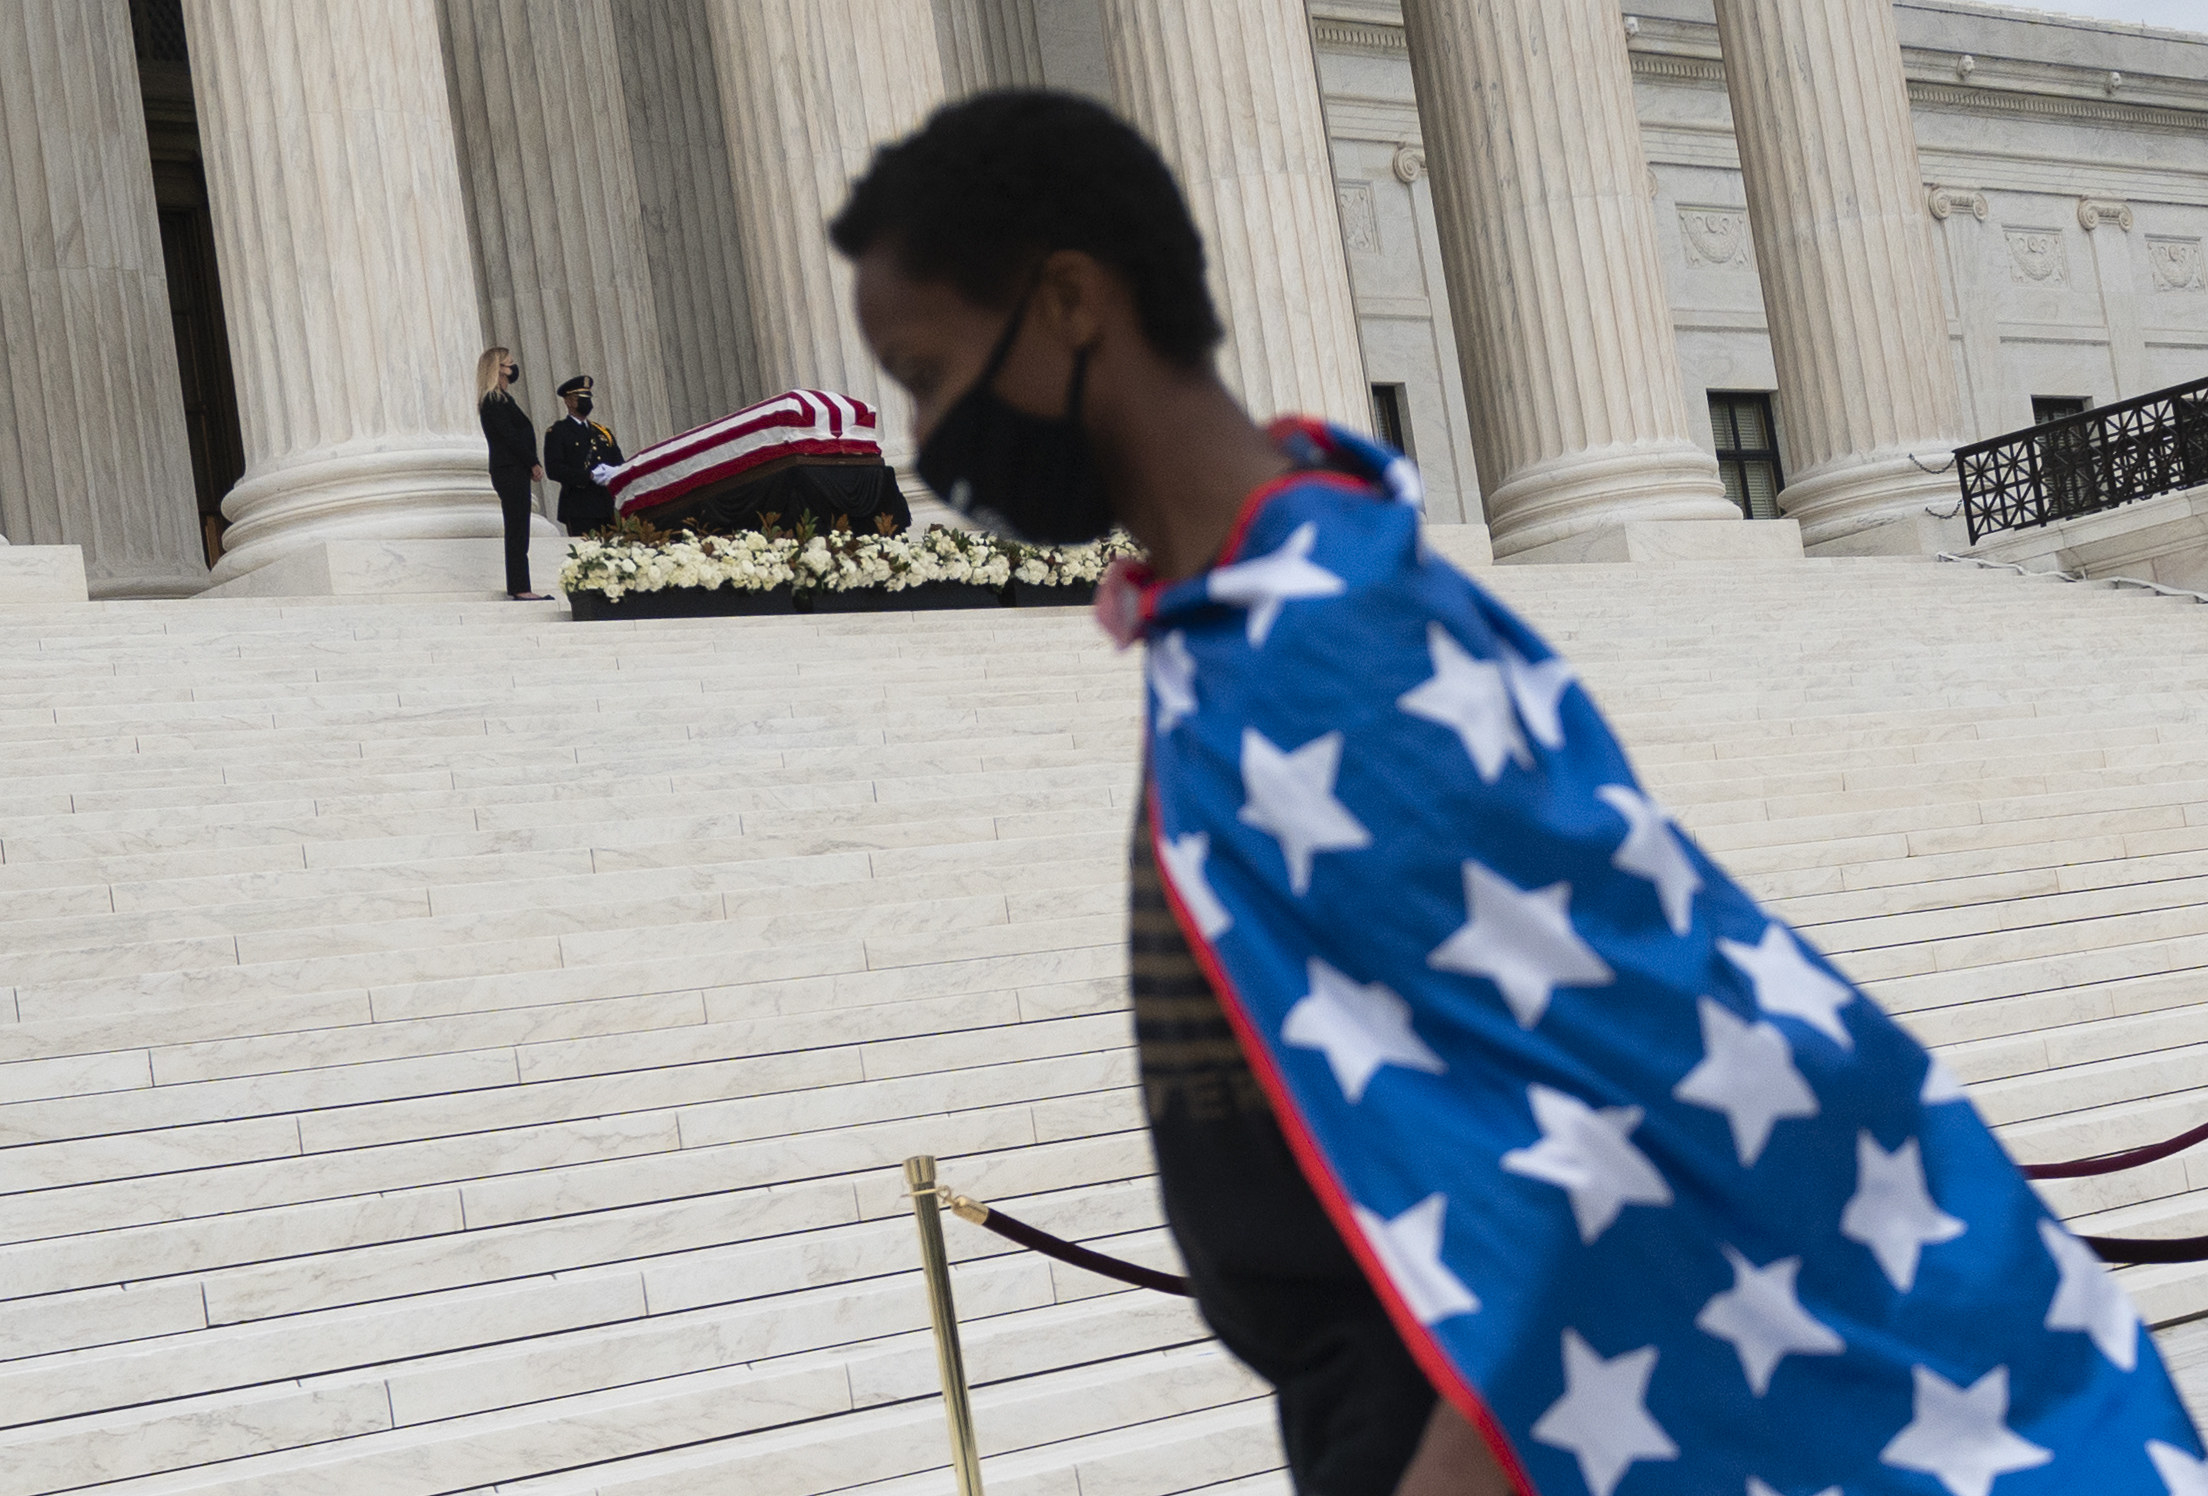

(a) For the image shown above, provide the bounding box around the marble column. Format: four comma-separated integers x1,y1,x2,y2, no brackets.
1714,0,1966,550
2080,197,2148,400
703,0,947,466
183,0,513,585
936,0,1047,95
0,0,208,596
1101,0,1369,430
1400,0,1735,556
611,0,760,432
442,0,673,462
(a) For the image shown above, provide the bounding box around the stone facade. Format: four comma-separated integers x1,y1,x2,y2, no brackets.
1310,1,2208,529
1,0,2204,587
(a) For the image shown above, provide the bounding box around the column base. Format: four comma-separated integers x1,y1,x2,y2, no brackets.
199,537,573,600
91,567,214,601
208,442,518,586
1485,443,1741,558
1804,510,1969,558
1422,522,1495,569
1781,450,1963,552
1504,518,1804,565
0,545,90,603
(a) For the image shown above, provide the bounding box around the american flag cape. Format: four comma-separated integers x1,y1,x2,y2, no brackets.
1133,421,2205,1496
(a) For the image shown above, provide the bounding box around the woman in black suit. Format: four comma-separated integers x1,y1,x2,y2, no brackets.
477,346,550,600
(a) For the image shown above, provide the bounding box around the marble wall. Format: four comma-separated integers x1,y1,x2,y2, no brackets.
1310,0,2208,527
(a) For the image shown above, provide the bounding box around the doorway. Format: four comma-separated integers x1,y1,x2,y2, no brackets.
131,0,245,567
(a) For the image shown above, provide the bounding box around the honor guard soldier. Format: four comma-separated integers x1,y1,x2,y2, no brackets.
544,374,625,533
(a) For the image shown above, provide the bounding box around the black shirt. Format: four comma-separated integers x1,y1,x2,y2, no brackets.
479,392,538,475
1130,794,1436,1495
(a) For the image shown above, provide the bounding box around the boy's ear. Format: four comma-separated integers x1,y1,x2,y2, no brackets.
1037,248,1110,350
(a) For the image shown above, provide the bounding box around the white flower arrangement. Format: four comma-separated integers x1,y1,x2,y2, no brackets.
560,523,1140,602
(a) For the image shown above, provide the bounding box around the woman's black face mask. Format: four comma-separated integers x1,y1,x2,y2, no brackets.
915,289,1115,546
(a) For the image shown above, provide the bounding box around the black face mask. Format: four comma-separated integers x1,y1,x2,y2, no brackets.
916,293,1114,546
574,396,593,418
504,363,519,385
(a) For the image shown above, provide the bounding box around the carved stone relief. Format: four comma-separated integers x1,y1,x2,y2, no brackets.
2005,228,2069,286
1678,206,1754,270
1338,182,1380,255
1391,144,1426,185
2149,237,2208,293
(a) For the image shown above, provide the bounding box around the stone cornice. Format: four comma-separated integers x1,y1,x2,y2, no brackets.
1905,78,2208,136
1309,17,1404,56
1632,53,1728,89
1310,16,2208,138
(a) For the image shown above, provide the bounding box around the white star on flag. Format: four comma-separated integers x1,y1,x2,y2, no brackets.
1149,630,1198,736
1428,862,1613,1028
1398,623,1531,783
1532,1330,1678,1496
2038,1218,2140,1370
1841,1132,1965,1293
2149,1440,2208,1496
1720,923,1858,1050
1750,1480,1841,1496
1880,1365,2051,1496
1922,1057,1968,1105
1500,644,1578,750
1237,728,1370,896
1283,958,1446,1103
1673,997,1820,1167
1596,784,1701,936
1503,1084,1673,1244
1208,521,1345,646
1695,1246,1845,1396
1353,1193,1478,1325
1159,831,1232,940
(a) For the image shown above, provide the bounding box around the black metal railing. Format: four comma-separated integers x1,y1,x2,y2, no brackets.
1957,374,2208,544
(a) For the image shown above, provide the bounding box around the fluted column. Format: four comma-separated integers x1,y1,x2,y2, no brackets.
0,0,207,596
184,0,511,585
1401,0,1734,555
1102,0,1368,430
1714,0,1965,550
442,0,672,457
704,0,946,466
935,0,1047,95
611,0,760,432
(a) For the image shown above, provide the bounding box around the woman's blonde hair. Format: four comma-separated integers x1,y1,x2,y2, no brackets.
476,346,513,404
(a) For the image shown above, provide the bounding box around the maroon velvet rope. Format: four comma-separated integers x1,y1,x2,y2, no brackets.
943,1195,1193,1296
940,1118,2208,1286
2017,1118,2208,1265
2019,1119,2208,1180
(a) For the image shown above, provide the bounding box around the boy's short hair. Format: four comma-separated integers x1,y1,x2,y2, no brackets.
830,90,1224,370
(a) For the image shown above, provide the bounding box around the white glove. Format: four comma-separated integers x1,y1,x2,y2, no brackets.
590,463,616,486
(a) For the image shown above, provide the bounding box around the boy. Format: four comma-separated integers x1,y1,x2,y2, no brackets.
831,91,2202,1496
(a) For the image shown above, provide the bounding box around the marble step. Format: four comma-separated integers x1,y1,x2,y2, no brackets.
79,1331,1261,1496
0,558,2203,1493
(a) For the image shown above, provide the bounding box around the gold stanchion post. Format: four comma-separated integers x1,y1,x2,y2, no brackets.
904,1155,986,1495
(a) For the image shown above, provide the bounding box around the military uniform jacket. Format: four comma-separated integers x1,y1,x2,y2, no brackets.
544,415,624,532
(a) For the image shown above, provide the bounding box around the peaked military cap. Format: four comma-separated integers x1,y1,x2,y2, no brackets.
557,374,595,397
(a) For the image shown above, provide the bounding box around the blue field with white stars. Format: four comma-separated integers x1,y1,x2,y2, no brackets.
1138,427,2206,1496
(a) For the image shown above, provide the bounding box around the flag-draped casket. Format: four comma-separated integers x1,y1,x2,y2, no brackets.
607,390,910,534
